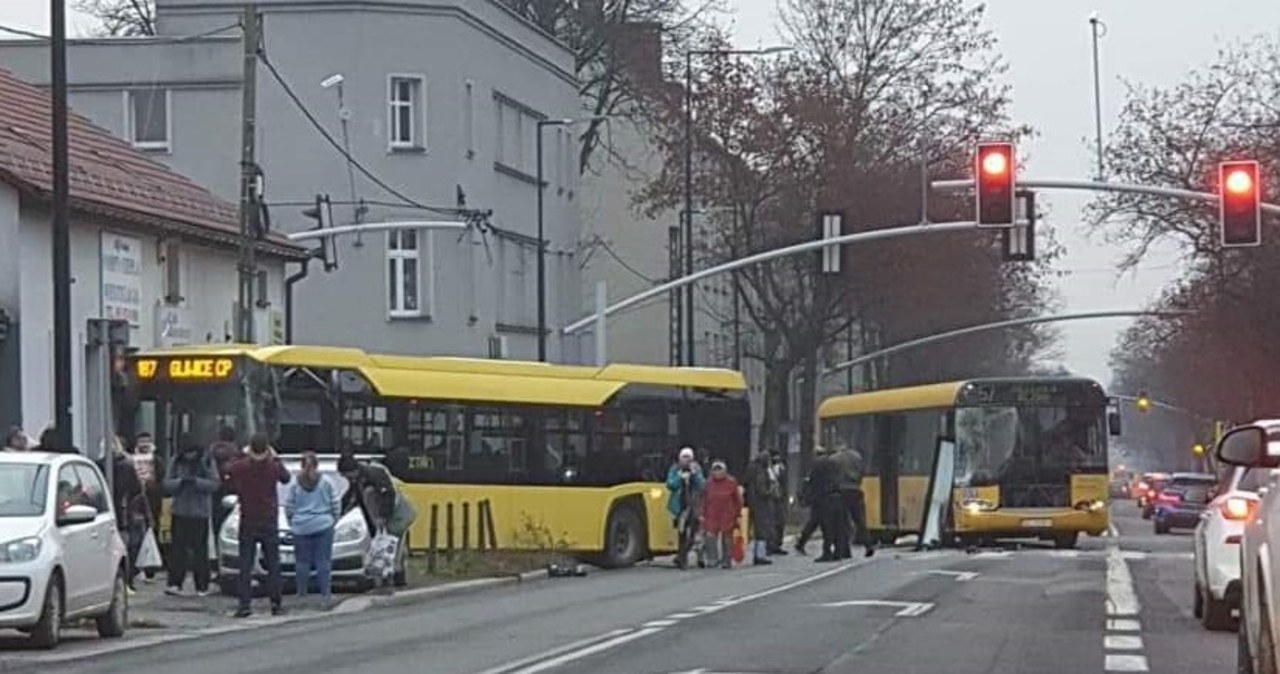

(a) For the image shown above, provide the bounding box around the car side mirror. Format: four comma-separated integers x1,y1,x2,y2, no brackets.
221,494,239,510
57,504,98,526
1217,426,1277,468
1107,411,1122,437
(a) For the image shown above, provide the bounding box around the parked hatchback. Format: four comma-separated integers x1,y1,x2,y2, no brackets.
0,452,128,648
1152,472,1217,534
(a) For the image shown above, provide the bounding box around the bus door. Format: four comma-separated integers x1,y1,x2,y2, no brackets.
877,415,901,530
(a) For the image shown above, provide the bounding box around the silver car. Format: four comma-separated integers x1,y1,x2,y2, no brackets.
216,458,406,594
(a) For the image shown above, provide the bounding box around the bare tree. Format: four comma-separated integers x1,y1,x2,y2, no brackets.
73,0,156,36
497,0,721,175
635,0,1057,468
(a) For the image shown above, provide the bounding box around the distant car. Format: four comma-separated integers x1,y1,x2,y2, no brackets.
0,452,128,648
1136,472,1170,519
217,457,407,595
1109,478,1131,499
1193,465,1260,631
1152,472,1217,534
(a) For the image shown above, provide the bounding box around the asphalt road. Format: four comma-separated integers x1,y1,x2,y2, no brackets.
4,501,1234,674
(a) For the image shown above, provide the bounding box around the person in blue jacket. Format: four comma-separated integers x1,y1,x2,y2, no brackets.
666,447,705,569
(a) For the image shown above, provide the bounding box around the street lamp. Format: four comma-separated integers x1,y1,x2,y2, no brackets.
683,45,791,366
537,116,606,362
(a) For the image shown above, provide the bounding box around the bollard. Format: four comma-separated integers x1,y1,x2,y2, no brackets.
462,502,471,551
428,503,439,574
446,502,455,553
477,500,488,553
484,498,497,551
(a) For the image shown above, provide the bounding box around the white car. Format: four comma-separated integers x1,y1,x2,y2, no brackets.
1193,465,1261,631
217,458,406,594
1212,421,1280,674
0,452,128,648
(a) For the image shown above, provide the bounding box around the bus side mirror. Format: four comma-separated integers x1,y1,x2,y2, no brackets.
1107,411,1122,437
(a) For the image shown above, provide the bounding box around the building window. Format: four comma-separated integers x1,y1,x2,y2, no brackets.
464,80,475,159
125,88,170,151
387,229,431,318
388,75,425,150
493,93,542,176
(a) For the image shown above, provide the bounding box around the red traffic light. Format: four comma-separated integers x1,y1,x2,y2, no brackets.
1219,160,1261,248
975,142,1015,227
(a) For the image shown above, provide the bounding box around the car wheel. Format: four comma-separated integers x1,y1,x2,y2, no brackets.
30,575,62,650
1195,582,1205,619
1204,589,1237,632
600,505,645,569
95,570,128,638
1053,532,1079,549
1154,520,1169,535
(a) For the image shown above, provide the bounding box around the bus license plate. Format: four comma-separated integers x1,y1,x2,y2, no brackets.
1021,519,1052,528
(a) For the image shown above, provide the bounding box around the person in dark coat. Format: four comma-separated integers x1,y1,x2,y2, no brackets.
102,436,145,588
808,446,847,562
225,433,290,618
767,451,789,555
162,436,220,595
742,452,778,566
833,445,875,558
337,452,397,531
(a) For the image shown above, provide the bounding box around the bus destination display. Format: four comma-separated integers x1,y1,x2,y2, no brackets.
135,357,236,382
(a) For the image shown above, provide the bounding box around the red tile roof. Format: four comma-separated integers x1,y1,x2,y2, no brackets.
0,67,303,258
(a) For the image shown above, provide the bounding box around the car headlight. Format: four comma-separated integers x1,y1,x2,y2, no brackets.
0,537,41,563
335,513,367,544
962,499,997,513
221,513,239,543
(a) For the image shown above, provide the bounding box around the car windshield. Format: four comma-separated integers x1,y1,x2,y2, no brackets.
0,464,50,517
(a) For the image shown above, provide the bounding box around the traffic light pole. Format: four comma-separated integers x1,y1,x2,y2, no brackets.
933,177,1280,215
821,309,1193,379
561,221,978,336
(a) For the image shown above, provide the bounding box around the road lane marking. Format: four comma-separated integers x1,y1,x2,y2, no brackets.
1106,546,1141,616
481,560,866,674
473,629,634,674
1104,654,1149,672
819,600,935,617
1106,619,1141,631
1104,635,1144,650
644,620,678,628
665,613,698,620
507,628,664,674
926,570,978,581
973,550,1012,558
1108,521,1120,538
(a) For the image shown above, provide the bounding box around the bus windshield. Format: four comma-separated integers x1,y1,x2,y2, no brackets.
954,404,1107,506
128,383,257,459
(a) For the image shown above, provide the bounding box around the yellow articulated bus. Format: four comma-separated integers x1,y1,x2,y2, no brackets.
818,377,1112,549
117,345,751,568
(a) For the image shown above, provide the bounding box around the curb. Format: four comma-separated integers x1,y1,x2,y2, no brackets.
359,569,551,610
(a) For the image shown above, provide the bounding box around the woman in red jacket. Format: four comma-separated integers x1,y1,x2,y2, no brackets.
700,460,743,569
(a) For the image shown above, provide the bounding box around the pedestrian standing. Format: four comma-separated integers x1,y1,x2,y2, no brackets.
103,436,145,589
163,437,219,596
793,470,821,555
743,452,777,566
208,427,240,565
767,451,789,555
833,444,875,558
287,452,340,607
808,446,846,562
131,433,163,580
698,460,742,569
226,433,290,617
665,447,705,570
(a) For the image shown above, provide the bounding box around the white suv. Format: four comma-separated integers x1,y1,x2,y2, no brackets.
1193,465,1261,631
0,452,129,648
1213,421,1280,673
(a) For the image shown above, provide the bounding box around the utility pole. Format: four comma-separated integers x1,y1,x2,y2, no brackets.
236,5,261,343
682,52,695,367
1089,13,1107,181
50,0,73,448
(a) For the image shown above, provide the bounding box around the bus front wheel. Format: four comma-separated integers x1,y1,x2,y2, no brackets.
601,505,646,569
1054,532,1079,549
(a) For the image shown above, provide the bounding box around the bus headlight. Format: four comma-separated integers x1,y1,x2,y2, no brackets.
1074,500,1106,512
962,499,996,513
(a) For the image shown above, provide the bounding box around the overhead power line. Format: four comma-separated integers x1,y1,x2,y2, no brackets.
0,22,241,45
257,48,464,219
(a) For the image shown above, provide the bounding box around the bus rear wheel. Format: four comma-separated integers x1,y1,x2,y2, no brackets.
1054,532,1079,549
601,505,645,569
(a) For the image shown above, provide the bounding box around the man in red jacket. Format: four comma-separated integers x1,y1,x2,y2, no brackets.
226,433,290,617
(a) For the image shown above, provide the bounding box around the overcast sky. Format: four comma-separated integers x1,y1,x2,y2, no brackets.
3,0,1278,384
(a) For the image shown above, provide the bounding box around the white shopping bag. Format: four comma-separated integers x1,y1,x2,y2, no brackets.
365,531,399,580
137,528,163,570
